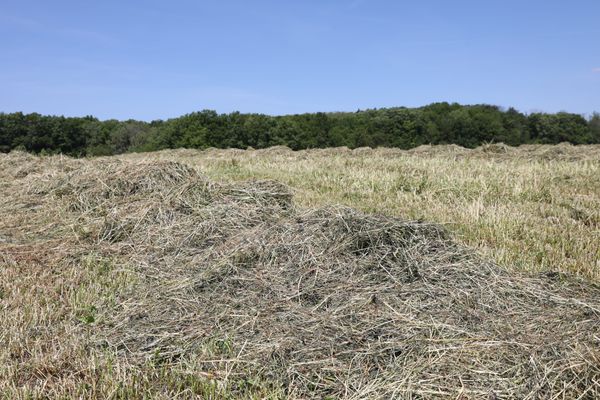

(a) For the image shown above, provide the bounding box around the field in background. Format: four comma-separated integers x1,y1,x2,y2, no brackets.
1,143,599,399
128,143,600,281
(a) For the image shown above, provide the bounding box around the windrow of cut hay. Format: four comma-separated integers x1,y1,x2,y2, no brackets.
129,143,600,162
2,152,600,399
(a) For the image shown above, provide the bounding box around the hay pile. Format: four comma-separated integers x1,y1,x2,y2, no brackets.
254,145,293,155
474,143,600,161
352,146,373,155
475,143,513,154
305,146,353,156
409,144,470,155
4,153,600,398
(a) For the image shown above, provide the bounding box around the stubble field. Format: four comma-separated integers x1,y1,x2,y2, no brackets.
133,143,600,280
1,144,599,399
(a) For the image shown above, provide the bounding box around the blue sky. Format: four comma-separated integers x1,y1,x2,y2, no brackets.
1,0,599,120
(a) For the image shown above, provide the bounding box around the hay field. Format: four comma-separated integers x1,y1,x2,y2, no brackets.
128,143,600,280
1,144,599,399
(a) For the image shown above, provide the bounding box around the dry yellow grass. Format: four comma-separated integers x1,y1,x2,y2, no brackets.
1,145,599,399
127,144,600,280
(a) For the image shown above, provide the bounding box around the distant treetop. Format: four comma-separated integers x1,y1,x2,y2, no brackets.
1,103,598,156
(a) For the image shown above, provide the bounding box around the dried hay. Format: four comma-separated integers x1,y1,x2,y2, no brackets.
307,146,352,156
408,144,470,157
2,153,600,399
408,144,433,153
476,143,514,154
255,145,293,155
373,147,407,157
352,146,373,155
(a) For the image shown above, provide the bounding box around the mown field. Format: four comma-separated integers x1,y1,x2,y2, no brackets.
1,144,599,399
130,143,600,280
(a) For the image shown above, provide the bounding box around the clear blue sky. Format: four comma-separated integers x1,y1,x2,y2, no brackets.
1,0,599,120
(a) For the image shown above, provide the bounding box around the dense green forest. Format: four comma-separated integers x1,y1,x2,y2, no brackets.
1,103,599,156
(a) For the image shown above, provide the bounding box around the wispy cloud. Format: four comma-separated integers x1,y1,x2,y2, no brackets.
593,67,600,73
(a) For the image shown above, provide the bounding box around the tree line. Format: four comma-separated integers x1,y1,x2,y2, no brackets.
1,103,599,156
